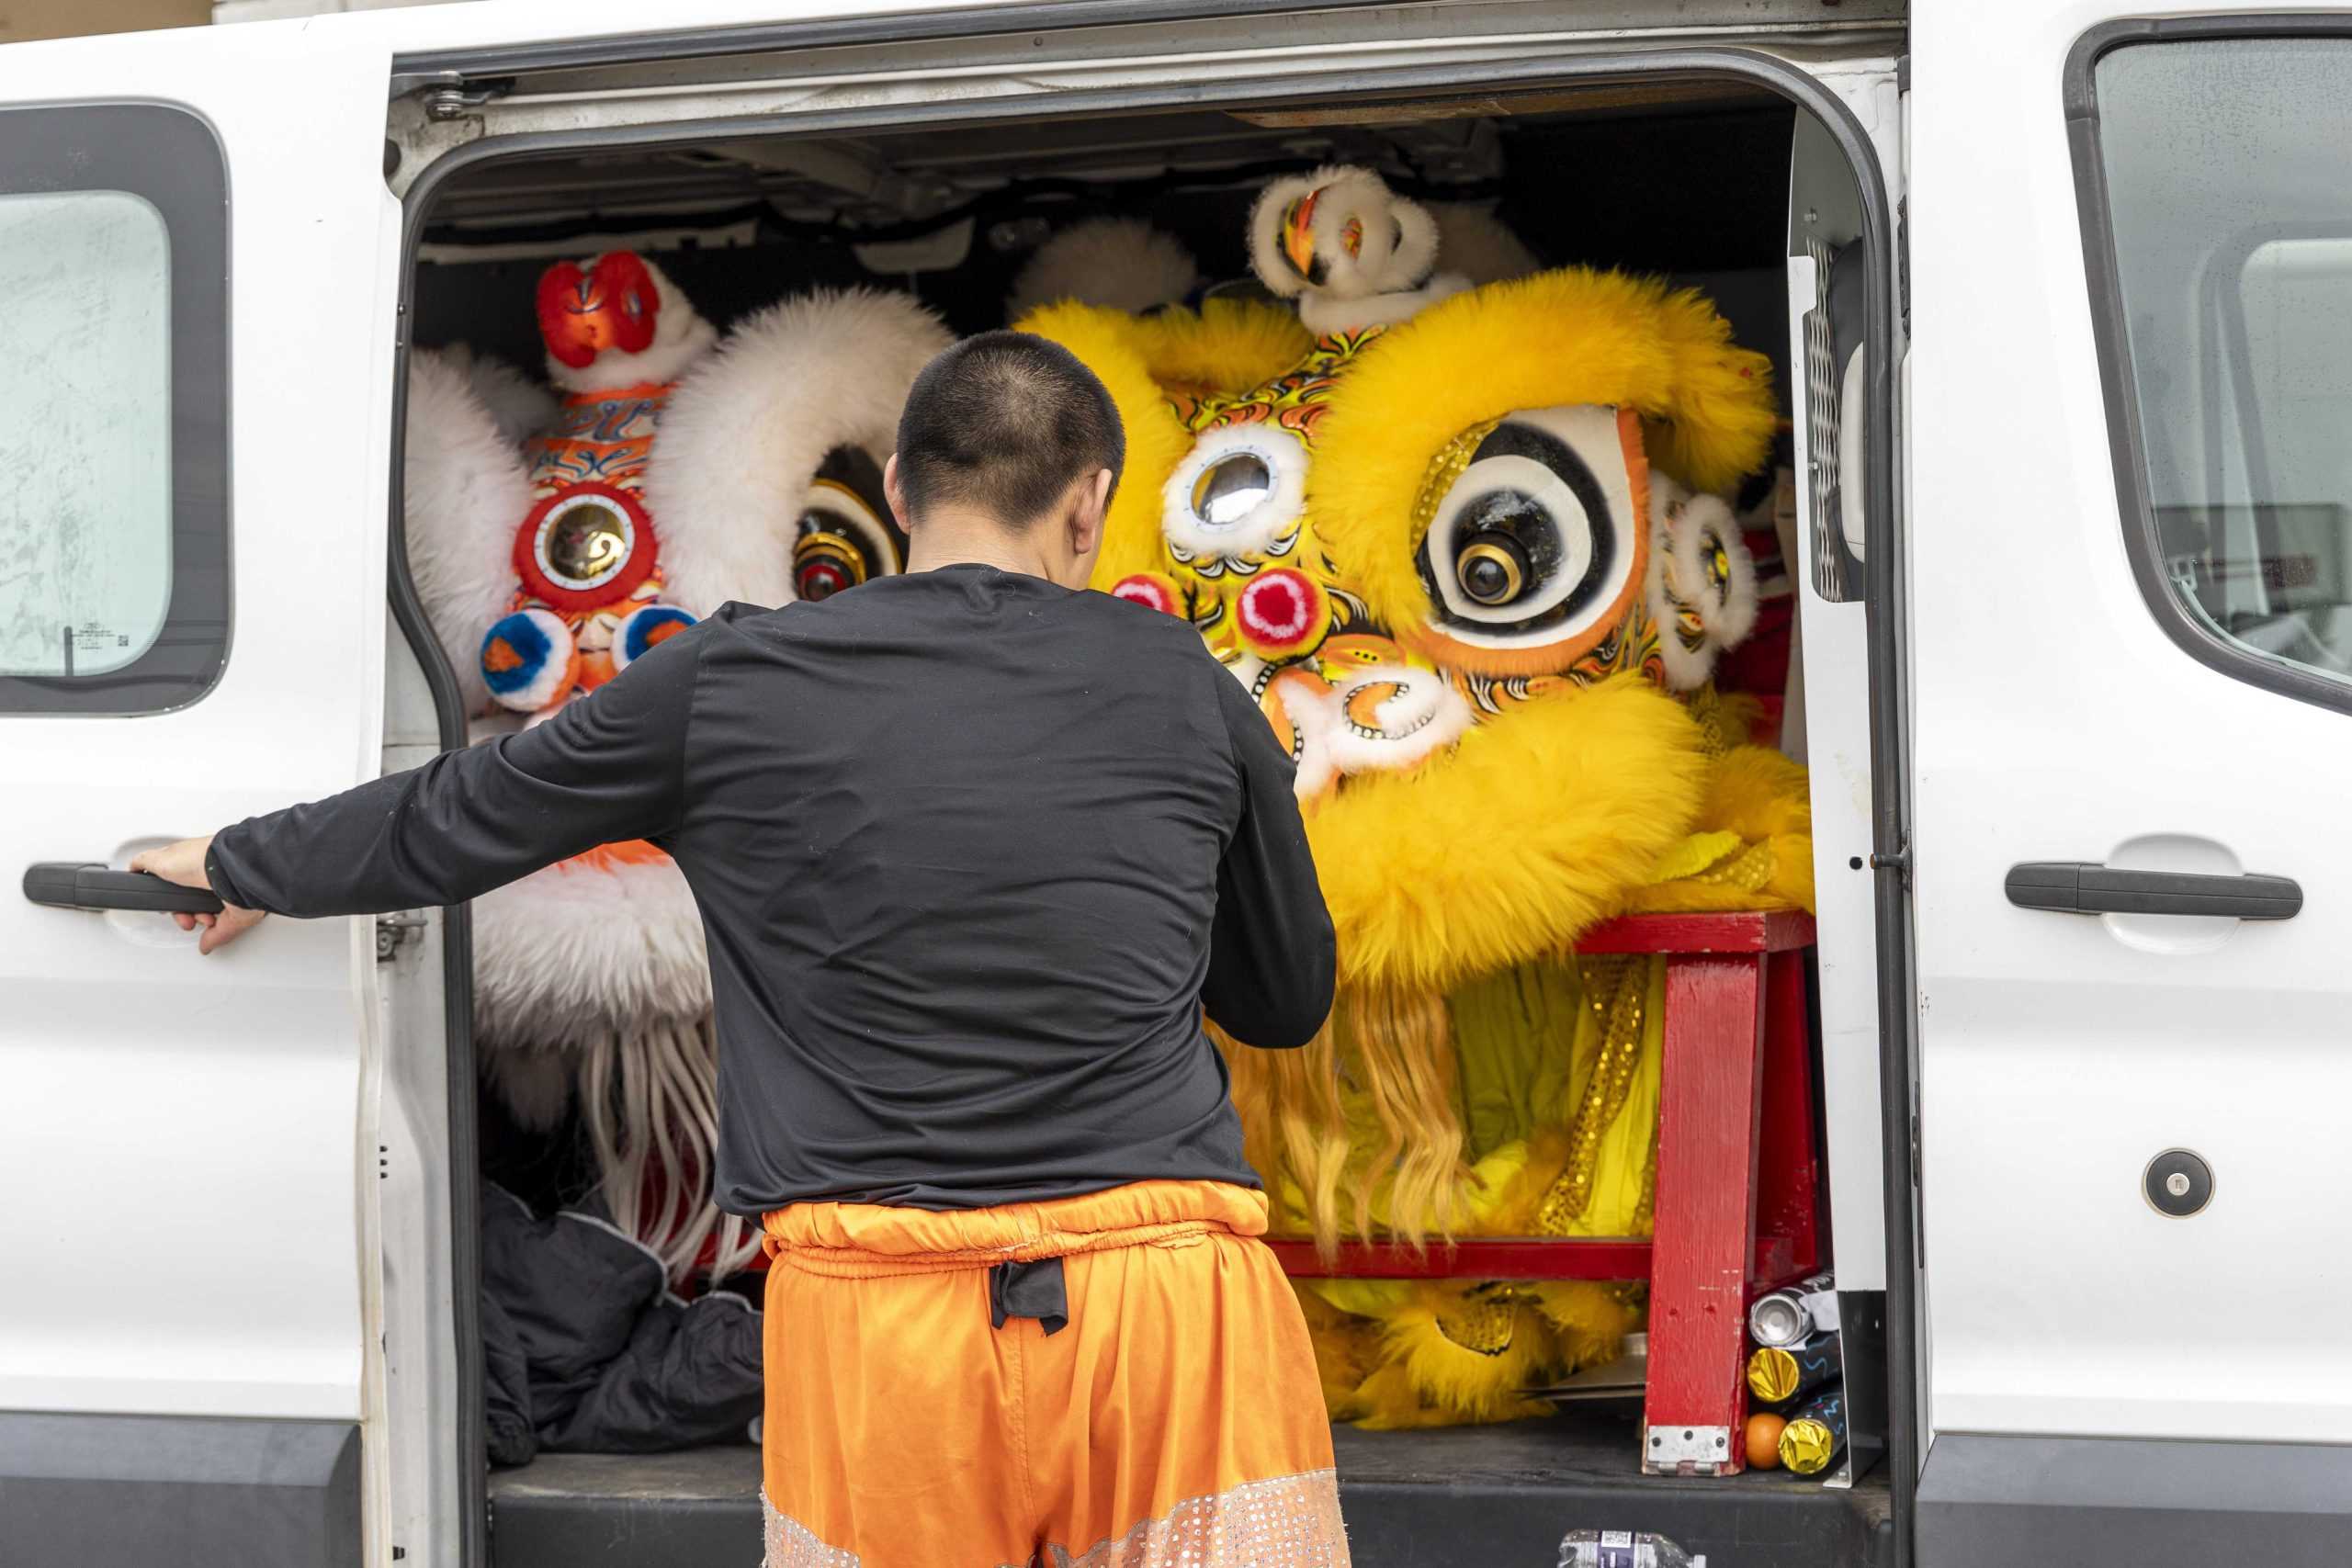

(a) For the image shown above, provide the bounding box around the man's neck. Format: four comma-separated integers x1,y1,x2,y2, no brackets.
903,506,1058,582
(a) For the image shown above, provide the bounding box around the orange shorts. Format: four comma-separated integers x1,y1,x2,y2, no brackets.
759,1179,1349,1568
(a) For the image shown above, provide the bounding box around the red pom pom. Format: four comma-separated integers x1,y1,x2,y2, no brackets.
1236,568,1329,660
1110,573,1183,615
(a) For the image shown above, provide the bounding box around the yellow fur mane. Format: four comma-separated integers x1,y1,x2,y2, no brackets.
1306,673,1711,995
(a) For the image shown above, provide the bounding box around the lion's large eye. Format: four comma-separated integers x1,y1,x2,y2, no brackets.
793,477,902,603
1416,406,1644,664
1162,424,1309,561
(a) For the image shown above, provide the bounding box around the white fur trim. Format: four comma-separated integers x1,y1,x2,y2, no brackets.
1318,662,1476,778
1296,272,1469,334
1160,423,1309,562
1677,491,1761,648
644,288,951,615
1249,164,1442,305
1006,217,1200,319
404,349,535,717
545,252,719,393
1645,476,1759,691
437,343,559,450
1256,665,1340,799
470,852,711,1052
1430,203,1542,286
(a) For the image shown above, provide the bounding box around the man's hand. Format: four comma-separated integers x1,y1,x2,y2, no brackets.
130,835,266,955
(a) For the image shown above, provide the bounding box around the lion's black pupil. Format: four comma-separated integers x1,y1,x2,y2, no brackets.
1464,554,1511,601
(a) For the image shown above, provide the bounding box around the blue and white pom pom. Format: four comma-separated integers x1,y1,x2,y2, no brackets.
481,607,578,713
612,603,697,671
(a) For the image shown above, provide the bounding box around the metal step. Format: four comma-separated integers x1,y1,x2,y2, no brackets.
489,1415,1892,1566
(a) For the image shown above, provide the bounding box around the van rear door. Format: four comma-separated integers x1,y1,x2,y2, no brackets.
1912,4,2352,1563
0,20,401,1568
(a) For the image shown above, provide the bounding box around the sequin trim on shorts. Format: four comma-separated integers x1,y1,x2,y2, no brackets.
763,1491,860,1568
1036,1468,1350,1568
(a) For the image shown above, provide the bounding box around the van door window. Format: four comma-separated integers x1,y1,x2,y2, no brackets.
2082,36,2352,703
0,105,228,714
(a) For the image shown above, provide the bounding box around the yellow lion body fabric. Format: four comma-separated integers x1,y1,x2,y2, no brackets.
1022,167,1811,1427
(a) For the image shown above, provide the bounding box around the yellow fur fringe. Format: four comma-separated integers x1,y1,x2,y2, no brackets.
1632,744,1817,915
1305,675,1711,995
1308,269,1777,641
1131,297,1315,397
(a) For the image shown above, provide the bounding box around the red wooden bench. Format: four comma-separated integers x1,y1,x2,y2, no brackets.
1263,908,1822,1475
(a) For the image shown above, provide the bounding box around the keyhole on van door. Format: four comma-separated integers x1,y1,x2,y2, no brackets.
2145,1150,2213,1218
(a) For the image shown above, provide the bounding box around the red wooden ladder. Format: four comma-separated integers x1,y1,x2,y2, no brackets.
1262,908,1822,1475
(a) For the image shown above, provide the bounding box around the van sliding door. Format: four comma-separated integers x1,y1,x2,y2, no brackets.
0,23,406,1568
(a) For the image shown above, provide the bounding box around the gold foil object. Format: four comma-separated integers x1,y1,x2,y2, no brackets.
1748,1345,1801,1404
1434,1288,1520,1356
548,502,629,583
1779,1417,1837,1475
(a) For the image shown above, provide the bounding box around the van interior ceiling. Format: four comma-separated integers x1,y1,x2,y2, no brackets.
403,83,1889,1566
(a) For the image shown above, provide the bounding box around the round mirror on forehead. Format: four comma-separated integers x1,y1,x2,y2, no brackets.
1161,423,1309,560
545,501,633,587
1193,451,1276,528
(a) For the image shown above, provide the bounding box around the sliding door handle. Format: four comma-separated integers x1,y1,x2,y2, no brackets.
23,862,224,916
2007,862,2301,920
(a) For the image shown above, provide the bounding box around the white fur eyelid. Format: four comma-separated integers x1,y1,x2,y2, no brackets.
1247,164,1442,303
1160,424,1309,559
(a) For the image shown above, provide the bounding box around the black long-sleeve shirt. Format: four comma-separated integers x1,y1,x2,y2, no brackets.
209,564,1334,1215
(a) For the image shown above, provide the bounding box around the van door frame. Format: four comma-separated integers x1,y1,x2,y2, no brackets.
384,26,1915,1567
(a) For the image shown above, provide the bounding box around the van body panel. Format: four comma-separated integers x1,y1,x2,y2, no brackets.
1918,1432,2352,1568
0,1411,360,1568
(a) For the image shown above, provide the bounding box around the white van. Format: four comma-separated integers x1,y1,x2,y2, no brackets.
5,1,2348,1564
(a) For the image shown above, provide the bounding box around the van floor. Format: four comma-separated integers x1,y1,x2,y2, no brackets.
488,1412,1893,1566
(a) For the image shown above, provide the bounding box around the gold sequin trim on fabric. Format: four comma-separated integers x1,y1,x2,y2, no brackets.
1408,418,1501,549
763,1492,860,1568
1037,1467,1351,1568
1538,956,1647,1234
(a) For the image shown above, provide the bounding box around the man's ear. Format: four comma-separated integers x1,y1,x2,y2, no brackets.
883,453,910,531
1069,467,1113,562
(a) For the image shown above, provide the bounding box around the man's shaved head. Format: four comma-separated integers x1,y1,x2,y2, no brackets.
893,332,1125,530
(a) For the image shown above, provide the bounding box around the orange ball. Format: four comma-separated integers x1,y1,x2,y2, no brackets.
1746,1412,1787,1471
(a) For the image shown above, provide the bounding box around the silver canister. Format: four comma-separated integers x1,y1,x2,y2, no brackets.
1747,1271,1835,1349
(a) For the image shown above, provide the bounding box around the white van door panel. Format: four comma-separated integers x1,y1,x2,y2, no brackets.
1912,0,2352,1459
0,17,396,1440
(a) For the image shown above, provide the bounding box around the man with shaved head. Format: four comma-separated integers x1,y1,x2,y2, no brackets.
137,330,1350,1567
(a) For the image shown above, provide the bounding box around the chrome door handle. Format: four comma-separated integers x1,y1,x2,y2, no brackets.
2006,862,2301,920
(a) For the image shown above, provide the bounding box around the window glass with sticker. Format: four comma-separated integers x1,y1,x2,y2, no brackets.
2092,37,2352,694
0,105,229,714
